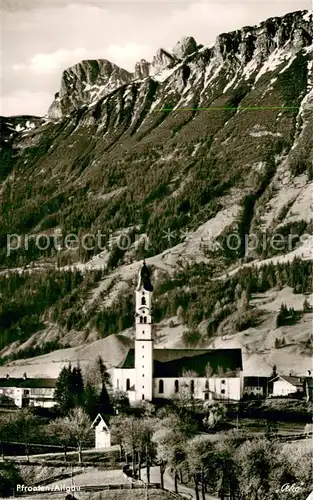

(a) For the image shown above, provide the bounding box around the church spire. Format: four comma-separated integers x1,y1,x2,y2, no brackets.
136,260,153,291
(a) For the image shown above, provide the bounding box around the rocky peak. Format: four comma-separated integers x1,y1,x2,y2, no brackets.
48,59,132,119
172,36,197,59
213,10,313,67
150,48,176,75
134,59,151,79
46,9,313,119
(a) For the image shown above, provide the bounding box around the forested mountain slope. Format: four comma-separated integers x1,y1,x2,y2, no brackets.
0,10,312,372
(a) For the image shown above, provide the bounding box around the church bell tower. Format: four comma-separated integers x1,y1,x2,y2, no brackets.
135,260,154,402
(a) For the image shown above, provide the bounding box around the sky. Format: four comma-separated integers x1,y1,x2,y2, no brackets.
1,0,311,116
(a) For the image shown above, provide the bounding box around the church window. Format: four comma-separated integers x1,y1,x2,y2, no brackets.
143,316,147,323
126,379,130,391
205,392,209,400
174,380,179,393
142,373,145,377
142,345,144,348
141,297,146,305
159,380,164,394
142,394,145,400
190,380,195,393
142,330,145,334
117,379,119,390
221,379,226,384
140,317,143,323
221,389,225,394
142,385,144,389
205,380,209,389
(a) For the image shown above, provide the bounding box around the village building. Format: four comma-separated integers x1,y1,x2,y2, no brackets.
91,414,111,449
243,377,268,398
0,374,57,408
112,261,243,403
269,375,305,398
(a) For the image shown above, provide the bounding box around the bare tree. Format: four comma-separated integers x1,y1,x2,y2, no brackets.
54,407,92,463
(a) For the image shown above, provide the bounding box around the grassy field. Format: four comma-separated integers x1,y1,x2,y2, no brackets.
236,418,307,435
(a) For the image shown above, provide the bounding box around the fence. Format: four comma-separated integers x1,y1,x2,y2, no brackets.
164,489,192,500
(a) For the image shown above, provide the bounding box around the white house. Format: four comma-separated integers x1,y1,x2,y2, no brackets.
112,261,243,403
270,375,304,397
91,414,111,449
0,375,57,408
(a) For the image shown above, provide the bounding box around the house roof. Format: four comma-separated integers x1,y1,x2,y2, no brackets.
117,348,242,378
91,413,109,429
270,375,304,388
0,378,57,388
243,377,268,387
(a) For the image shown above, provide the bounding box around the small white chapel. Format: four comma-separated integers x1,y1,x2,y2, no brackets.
112,261,243,403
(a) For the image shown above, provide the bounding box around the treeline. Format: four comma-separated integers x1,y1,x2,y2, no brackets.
0,256,311,357
0,268,102,352
153,257,312,330
109,397,312,500
1,131,297,270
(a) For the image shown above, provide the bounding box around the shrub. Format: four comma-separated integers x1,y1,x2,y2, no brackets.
234,309,262,332
182,329,201,347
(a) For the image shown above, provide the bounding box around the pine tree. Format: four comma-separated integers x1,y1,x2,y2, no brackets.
303,298,312,313
176,306,185,325
275,269,282,290
84,381,99,419
240,290,249,312
54,365,74,415
234,283,242,301
71,365,85,407
98,383,113,416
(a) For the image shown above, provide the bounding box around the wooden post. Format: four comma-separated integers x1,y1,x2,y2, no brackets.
174,470,178,493
160,463,165,490
194,474,200,500
201,471,205,500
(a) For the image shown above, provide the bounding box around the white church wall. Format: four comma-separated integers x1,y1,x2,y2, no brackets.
153,376,241,401
209,377,241,401
112,368,136,393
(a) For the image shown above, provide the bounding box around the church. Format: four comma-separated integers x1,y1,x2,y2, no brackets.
112,261,243,403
